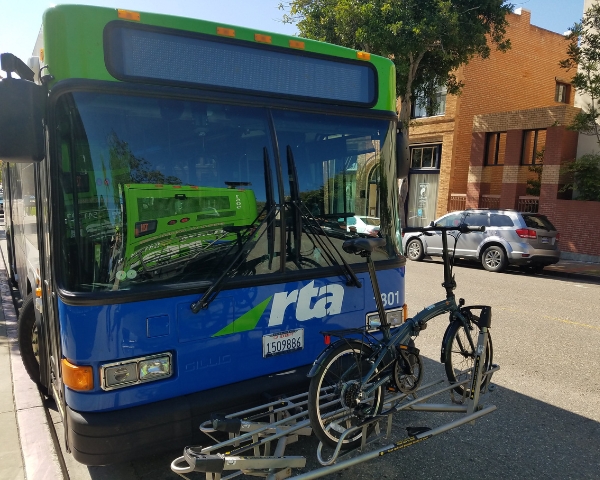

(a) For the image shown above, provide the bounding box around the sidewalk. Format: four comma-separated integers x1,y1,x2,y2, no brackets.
0,283,24,480
0,232,63,480
543,259,600,281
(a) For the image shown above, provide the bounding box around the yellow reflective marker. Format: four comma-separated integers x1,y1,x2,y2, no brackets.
117,9,141,21
217,27,235,37
255,34,272,44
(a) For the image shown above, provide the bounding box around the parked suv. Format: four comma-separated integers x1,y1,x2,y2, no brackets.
403,209,560,273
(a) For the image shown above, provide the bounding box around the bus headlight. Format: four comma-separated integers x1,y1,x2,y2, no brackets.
366,307,404,331
139,356,171,382
101,353,172,391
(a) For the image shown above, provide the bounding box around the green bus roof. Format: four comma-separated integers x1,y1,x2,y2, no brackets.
42,4,396,111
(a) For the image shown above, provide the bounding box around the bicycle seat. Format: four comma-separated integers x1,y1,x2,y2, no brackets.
342,237,386,254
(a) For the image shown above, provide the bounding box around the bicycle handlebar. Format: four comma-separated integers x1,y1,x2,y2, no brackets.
403,225,485,234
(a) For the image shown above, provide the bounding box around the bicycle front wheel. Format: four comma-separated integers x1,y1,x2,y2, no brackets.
307,341,383,450
442,322,493,396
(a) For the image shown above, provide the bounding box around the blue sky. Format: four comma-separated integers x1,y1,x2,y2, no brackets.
0,0,584,69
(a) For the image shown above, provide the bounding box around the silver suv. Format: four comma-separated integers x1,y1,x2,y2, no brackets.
403,209,560,273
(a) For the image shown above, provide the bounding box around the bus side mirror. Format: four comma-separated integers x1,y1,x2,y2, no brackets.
396,128,409,179
0,54,46,163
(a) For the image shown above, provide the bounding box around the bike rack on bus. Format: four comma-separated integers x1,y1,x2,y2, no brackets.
171,329,500,480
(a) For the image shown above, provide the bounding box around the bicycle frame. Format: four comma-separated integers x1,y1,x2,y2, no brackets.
349,226,480,399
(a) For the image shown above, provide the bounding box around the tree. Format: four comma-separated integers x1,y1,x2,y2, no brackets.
559,4,600,201
280,0,513,166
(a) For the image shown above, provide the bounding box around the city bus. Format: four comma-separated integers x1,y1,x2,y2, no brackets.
0,4,407,465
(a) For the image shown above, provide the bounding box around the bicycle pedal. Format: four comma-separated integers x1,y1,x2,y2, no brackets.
406,426,432,436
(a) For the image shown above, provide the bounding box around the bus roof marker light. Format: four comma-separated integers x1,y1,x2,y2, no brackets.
217,27,235,37
117,9,141,22
254,34,272,44
289,40,305,50
356,51,371,61
62,359,94,391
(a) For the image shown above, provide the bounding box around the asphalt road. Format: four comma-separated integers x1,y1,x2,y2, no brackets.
44,258,600,479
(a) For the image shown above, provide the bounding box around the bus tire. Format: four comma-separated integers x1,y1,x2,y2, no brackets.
17,294,46,392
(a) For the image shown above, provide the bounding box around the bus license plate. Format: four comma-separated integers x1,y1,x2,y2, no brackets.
263,329,304,358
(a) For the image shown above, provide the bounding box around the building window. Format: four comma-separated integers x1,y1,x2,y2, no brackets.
411,86,447,118
555,82,570,103
485,132,507,165
521,129,546,165
410,144,441,169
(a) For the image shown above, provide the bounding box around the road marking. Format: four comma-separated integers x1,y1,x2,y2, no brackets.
499,307,600,332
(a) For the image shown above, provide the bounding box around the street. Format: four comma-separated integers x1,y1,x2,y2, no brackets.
2,238,600,479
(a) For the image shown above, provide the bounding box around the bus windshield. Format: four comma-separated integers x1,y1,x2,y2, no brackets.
55,91,399,293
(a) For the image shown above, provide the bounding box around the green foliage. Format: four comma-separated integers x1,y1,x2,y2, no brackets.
560,154,600,201
560,5,600,202
561,4,600,143
280,0,513,109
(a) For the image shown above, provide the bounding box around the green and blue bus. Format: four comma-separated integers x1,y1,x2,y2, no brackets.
0,4,406,465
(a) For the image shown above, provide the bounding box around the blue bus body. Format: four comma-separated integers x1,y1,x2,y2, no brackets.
59,268,405,412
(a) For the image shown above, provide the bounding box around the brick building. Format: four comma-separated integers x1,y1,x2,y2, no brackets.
405,8,600,261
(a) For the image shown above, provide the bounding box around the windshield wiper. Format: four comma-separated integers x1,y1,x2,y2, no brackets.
190,148,277,313
286,146,361,287
264,147,276,269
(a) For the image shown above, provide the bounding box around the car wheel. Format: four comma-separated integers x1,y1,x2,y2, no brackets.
406,239,425,261
481,246,507,272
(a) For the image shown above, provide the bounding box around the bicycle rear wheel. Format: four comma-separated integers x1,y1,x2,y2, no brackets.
307,341,383,450
442,321,493,396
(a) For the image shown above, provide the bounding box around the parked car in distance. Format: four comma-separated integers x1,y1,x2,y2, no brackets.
403,209,560,273
346,215,380,236
0,191,4,215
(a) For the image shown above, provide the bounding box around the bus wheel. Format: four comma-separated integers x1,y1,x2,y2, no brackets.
17,295,46,392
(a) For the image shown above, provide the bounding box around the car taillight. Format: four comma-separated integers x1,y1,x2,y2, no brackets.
516,228,537,239
556,233,560,241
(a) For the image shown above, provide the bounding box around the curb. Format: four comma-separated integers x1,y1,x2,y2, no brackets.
0,254,64,479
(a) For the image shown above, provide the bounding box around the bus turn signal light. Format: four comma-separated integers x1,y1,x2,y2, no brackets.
62,359,94,391
356,51,371,60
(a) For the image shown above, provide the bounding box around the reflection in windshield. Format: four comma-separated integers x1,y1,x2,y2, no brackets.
55,92,399,293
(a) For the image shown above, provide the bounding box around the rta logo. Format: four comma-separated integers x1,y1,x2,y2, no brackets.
267,281,344,326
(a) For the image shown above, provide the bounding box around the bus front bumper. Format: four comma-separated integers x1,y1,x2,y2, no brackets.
66,366,310,465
